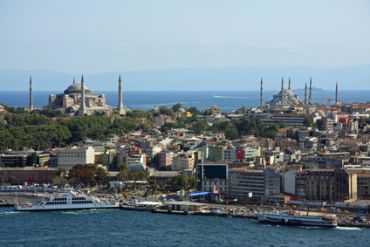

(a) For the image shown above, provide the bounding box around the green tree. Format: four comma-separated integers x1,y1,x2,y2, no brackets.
192,120,209,134
303,115,314,127
187,107,200,115
172,103,183,112
52,176,68,187
95,167,108,185
68,164,96,186
158,105,173,116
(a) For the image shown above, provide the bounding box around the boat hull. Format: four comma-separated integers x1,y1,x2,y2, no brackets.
15,205,119,211
258,219,337,227
257,213,337,228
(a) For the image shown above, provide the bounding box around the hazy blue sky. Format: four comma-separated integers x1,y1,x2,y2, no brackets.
0,0,369,91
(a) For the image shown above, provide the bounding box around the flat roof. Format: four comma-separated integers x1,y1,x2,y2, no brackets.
164,201,206,206
0,167,57,171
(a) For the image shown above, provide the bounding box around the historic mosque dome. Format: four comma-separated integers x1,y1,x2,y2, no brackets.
64,82,91,94
266,78,302,108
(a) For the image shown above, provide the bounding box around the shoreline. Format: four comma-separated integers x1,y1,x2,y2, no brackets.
2,193,370,229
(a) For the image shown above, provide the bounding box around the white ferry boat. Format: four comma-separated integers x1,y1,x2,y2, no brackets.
257,210,337,227
15,191,119,211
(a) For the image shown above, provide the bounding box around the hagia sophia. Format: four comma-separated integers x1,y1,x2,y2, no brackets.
46,75,126,116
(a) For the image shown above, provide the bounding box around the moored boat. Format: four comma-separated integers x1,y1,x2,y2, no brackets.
15,191,119,211
257,210,337,227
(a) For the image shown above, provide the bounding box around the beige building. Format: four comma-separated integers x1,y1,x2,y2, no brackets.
57,146,95,170
48,80,111,116
172,152,195,171
304,168,357,202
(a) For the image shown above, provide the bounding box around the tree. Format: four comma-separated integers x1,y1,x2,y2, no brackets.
117,169,129,181
303,115,314,127
95,167,108,185
109,117,138,135
192,120,209,134
158,105,173,116
68,164,96,187
224,124,240,140
52,176,68,187
168,175,194,191
172,103,183,112
187,107,200,115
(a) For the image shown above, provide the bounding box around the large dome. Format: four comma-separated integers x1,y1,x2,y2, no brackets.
64,83,91,94
267,87,302,107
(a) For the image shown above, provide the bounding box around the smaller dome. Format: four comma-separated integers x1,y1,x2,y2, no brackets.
177,107,186,113
64,82,91,94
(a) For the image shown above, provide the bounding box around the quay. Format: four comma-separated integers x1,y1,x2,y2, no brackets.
3,192,370,228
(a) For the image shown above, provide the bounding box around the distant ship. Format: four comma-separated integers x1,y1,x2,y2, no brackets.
15,191,119,211
257,211,337,227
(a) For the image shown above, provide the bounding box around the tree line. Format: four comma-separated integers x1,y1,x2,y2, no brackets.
0,111,151,152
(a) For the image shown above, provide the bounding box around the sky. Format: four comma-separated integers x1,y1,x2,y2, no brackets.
0,0,370,90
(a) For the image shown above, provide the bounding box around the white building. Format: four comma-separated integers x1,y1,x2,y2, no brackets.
244,145,260,159
57,146,95,170
224,145,236,162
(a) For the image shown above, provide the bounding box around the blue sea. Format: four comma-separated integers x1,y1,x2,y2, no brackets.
0,90,369,112
0,208,369,247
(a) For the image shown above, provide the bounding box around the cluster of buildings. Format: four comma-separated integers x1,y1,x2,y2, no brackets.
1,77,370,207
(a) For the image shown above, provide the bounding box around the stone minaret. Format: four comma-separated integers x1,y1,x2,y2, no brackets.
29,76,33,112
335,81,339,105
304,82,308,105
117,75,126,115
281,77,284,92
308,77,313,104
288,78,291,90
260,77,264,107
79,74,86,116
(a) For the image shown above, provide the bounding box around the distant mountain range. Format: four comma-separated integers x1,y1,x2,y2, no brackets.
0,65,369,91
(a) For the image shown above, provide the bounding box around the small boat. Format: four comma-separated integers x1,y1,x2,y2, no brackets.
15,191,119,211
257,210,337,227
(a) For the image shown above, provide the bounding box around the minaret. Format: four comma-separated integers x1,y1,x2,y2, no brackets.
304,82,308,105
29,76,33,112
260,77,264,107
79,74,86,116
281,77,284,92
288,78,291,90
73,77,76,85
308,77,312,104
117,75,126,115
335,81,339,105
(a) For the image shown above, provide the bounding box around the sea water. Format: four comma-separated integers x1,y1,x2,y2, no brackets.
0,90,369,112
0,208,369,247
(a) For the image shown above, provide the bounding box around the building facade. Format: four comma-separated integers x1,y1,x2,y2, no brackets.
57,146,95,170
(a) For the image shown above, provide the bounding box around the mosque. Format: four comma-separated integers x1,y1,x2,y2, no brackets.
46,75,126,116
260,77,321,109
